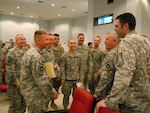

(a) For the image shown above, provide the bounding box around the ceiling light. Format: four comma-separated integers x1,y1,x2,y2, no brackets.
51,4,54,6
58,14,61,16
30,15,33,18
72,9,75,11
10,12,13,15
17,6,20,9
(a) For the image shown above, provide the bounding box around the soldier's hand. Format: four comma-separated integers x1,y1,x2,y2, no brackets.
93,94,97,98
53,92,58,99
53,65,58,70
16,82,20,89
96,100,107,112
61,80,65,85
89,68,93,75
79,78,83,82
97,71,101,76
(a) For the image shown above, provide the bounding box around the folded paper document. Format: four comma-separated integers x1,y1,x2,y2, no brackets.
45,62,56,79
76,82,85,89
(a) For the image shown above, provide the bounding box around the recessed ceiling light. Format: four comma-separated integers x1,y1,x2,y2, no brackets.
17,6,20,9
51,4,54,6
58,14,61,16
11,12,13,15
72,9,75,11
30,15,33,18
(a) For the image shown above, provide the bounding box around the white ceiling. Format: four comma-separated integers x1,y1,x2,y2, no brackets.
0,0,88,20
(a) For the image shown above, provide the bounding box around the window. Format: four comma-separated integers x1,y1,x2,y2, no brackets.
94,14,113,26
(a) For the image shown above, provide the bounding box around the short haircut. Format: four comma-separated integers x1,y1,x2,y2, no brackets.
115,13,136,30
53,33,60,37
95,36,101,40
107,32,121,42
77,33,84,37
68,39,75,44
34,30,48,41
15,34,24,41
88,42,93,46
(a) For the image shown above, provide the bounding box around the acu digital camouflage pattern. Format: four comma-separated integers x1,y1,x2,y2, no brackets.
75,44,93,88
2,46,8,58
104,31,150,113
95,47,118,100
43,48,55,64
6,47,27,113
52,46,64,92
89,47,106,94
60,51,83,108
52,46,64,65
20,47,56,113
60,51,83,81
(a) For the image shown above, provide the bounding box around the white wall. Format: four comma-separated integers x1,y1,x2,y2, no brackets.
0,14,49,46
93,0,126,49
72,16,88,42
141,0,150,37
92,0,150,49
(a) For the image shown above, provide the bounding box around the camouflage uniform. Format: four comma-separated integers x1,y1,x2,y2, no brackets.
43,48,60,84
76,44,93,89
60,51,83,108
89,48,106,94
6,47,27,113
2,47,8,58
95,47,118,100
20,47,56,113
0,40,2,84
52,46,64,92
43,48,55,64
104,31,150,113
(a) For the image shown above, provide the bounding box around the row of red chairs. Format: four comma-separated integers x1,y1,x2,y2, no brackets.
0,57,8,92
45,87,121,113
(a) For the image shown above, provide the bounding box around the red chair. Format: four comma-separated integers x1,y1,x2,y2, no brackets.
45,87,95,113
98,108,121,113
0,84,8,92
68,87,95,113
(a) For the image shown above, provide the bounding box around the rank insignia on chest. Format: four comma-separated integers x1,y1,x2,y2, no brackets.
8,59,12,63
106,64,110,69
40,66,44,71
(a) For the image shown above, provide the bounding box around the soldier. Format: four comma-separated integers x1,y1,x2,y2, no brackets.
96,13,150,113
88,36,106,94
87,42,93,49
51,33,64,109
94,32,120,100
43,34,55,64
60,39,83,109
76,33,93,90
20,30,58,113
2,43,8,58
42,34,60,110
7,42,15,50
6,34,27,113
